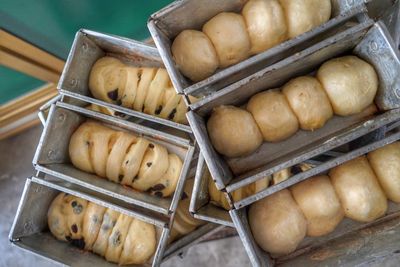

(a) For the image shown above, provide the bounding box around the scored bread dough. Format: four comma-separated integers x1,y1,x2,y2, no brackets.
279,0,331,38
248,189,307,255
171,30,219,82
242,0,288,54
282,76,333,130
291,175,344,237
203,12,251,68
82,202,106,250
92,208,120,257
247,90,299,142
207,105,263,158
317,56,378,116
367,142,400,203
105,214,133,263
329,156,388,222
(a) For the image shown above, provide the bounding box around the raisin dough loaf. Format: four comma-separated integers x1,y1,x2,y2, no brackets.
69,121,182,197
48,193,157,265
88,56,189,124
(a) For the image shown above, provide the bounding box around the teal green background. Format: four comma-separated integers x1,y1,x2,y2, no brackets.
0,0,172,104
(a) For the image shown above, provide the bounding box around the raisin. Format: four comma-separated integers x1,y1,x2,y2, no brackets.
86,141,90,146
112,231,121,246
290,165,302,175
181,192,188,200
154,191,163,198
118,174,124,182
168,108,177,120
151,184,166,191
71,201,77,208
107,89,118,101
71,224,78,233
73,204,83,214
146,162,152,167
149,143,154,149
125,160,129,165
155,105,163,115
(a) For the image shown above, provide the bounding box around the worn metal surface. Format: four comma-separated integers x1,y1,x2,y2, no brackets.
188,21,400,192
58,29,192,133
33,103,194,216
148,0,370,96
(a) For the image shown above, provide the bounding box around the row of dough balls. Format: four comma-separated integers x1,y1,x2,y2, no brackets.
249,142,400,256
208,56,379,158
172,0,331,82
48,193,157,265
69,121,183,197
209,163,313,210
89,57,189,124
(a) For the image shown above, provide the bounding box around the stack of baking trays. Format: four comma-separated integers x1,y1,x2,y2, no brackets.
9,0,400,266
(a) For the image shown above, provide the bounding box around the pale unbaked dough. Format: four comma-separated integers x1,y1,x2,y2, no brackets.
317,56,378,116
242,0,288,54
207,105,263,158
203,12,251,68
171,30,219,82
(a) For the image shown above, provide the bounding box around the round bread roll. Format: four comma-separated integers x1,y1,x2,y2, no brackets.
279,0,331,38
171,30,219,82
242,0,288,54
329,156,388,222
203,12,251,68
282,76,333,130
248,189,307,255
291,175,344,237
317,56,378,116
367,142,400,203
247,90,299,142
207,105,263,157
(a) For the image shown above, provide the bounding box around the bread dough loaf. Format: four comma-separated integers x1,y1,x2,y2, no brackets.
282,76,333,130
279,0,331,38
203,12,251,68
317,56,378,116
247,90,299,142
48,194,157,265
89,57,190,124
242,0,287,54
248,189,307,255
291,175,344,236
329,156,387,222
69,121,182,197
207,105,263,157
367,142,400,203
171,30,219,82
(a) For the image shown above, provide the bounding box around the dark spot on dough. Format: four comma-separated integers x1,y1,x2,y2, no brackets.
112,231,121,246
146,162,152,167
71,224,78,233
71,201,77,208
149,143,154,149
181,192,188,200
86,141,90,146
151,184,166,191
155,105,163,115
290,165,302,175
154,191,163,198
137,72,142,81
118,174,124,182
132,175,138,183
125,160,129,165
168,108,177,120
107,89,118,101
73,204,83,214
92,215,99,223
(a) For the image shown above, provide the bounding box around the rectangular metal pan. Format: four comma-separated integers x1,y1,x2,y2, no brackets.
58,29,192,134
148,0,369,96
33,102,195,216
229,123,400,266
187,21,400,192
9,177,220,267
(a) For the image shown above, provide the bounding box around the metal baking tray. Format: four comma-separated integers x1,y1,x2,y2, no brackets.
187,21,400,193
229,123,400,267
9,177,222,267
148,0,370,96
58,29,192,134
33,102,195,216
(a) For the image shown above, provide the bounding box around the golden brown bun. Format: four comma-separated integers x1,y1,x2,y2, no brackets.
88,57,190,124
69,121,182,197
282,76,333,130
329,156,388,222
207,105,263,158
242,0,287,54
248,189,307,255
171,30,219,82
367,142,400,203
291,175,344,237
203,12,251,68
278,0,331,38
317,56,378,116
247,90,299,142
